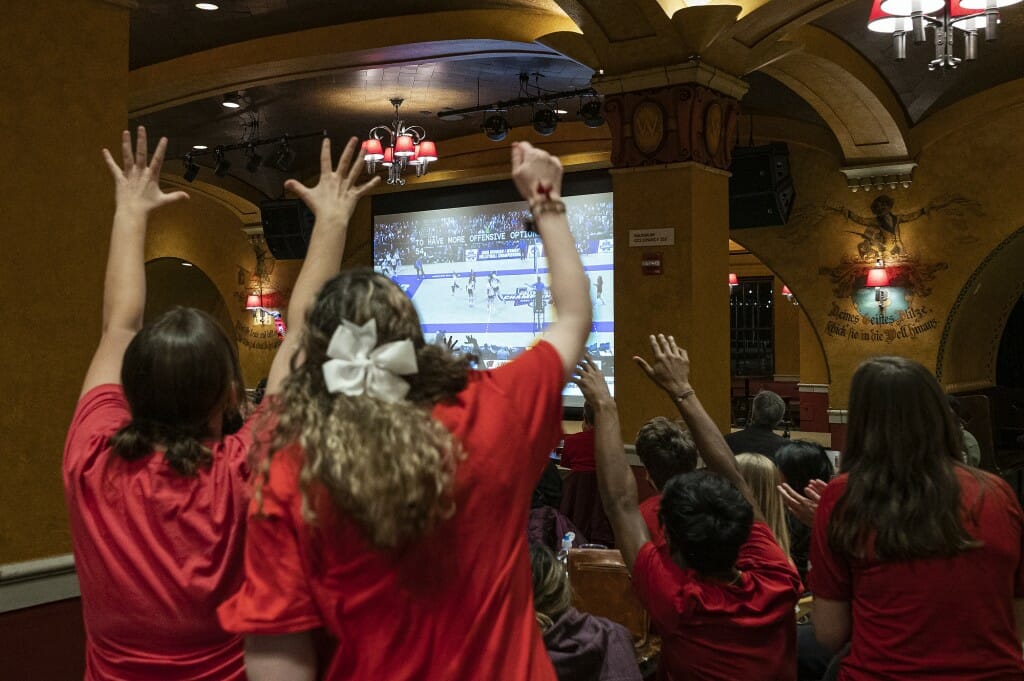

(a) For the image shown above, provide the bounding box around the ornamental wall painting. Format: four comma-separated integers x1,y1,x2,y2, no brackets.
788,193,983,341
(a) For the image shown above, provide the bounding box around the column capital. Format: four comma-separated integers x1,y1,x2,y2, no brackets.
602,81,741,172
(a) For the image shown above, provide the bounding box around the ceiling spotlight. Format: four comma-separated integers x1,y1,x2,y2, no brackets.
273,140,296,171
214,148,231,176
533,109,558,136
580,100,605,128
183,154,200,182
222,93,241,109
245,145,262,173
195,2,219,9
483,114,510,141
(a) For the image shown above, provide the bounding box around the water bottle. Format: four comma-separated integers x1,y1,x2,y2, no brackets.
557,531,575,575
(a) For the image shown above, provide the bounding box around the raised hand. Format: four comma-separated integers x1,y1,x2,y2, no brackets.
633,334,691,398
285,137,380,227
510,141,563,202
778,479,827,527
571,354,613,406
101,126,188,215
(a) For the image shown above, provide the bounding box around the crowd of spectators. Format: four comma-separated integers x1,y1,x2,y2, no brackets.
63,129,1022,681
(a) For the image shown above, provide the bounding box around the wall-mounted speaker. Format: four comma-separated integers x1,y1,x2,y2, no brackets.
728,143,795,230
260,199,315,260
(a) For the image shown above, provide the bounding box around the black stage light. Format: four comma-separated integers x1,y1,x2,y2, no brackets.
532,109,558,136
214,148,231,177
483,114,509,141
183,154,200,182
580,100,604,128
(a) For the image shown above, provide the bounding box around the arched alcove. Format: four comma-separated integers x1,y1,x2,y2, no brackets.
144,257,234,338
728,237,831,385
937,225,1024,391
727,237,832,432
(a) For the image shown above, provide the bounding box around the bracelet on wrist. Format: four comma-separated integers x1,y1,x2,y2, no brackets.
523,198,566,234
672,389,695,403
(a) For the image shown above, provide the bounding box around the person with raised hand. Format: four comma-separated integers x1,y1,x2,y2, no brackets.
218,140,590,681
575,337,801,681
63,126,297,680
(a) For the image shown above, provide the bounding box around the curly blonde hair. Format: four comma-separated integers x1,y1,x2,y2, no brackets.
268,269,471,549
735,453,791,559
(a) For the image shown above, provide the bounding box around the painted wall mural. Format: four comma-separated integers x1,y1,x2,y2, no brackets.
810,194,983,342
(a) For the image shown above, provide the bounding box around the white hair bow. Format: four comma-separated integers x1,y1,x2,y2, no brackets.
322,319,418,402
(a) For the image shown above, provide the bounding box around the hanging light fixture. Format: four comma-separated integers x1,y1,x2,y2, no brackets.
363,98,439,185
868,0,1018,70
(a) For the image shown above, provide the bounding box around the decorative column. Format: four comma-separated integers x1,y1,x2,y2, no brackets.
597,65,746,435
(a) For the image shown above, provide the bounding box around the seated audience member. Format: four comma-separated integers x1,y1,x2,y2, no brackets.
726,391,790,460
775,440,834,579
634,417,698,545
530,460,586,550
560,401,616,547
947,395,982,467
574,339,802,681
561,402,596,470
63,128,298,680
809,357,1024,680
530,544,642,681
218,141,592,680
736,453,792,563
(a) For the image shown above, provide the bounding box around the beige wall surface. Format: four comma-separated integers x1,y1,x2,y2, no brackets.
0,2,132,562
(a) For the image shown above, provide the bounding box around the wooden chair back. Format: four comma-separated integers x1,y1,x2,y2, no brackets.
567,548,649,646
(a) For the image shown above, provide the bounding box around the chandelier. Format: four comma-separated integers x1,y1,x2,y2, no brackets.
361,98,438,185
868,0,1020,70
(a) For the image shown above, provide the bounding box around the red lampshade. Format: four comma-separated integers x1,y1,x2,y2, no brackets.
868,0,914,32
245,293,262,309
781,285,792,296
394,135,415,157
408,144,422,165
382,147,394,167
417,140,438,162
363,138,384,161
866,268,890,287
879,0,945,15
729,273,739,286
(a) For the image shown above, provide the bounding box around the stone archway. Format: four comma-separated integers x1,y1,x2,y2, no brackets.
144,256,235,338
936,225,1024,391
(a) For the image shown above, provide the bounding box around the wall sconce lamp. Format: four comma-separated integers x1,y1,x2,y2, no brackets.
865,267,891,318
245,292,274,325
781,285,799,306
729,272,739,291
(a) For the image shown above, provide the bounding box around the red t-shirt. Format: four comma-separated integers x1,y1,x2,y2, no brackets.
639,493,666,547
560,428,596,471
808,469,1024,681
633,522,803,681
218,341,565,681
63,384,260,681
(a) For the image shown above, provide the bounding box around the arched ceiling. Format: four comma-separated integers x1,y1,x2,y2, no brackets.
129,0,1024,199
815,0,1024,125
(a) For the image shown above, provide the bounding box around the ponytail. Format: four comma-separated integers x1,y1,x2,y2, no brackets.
109,419,213,476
